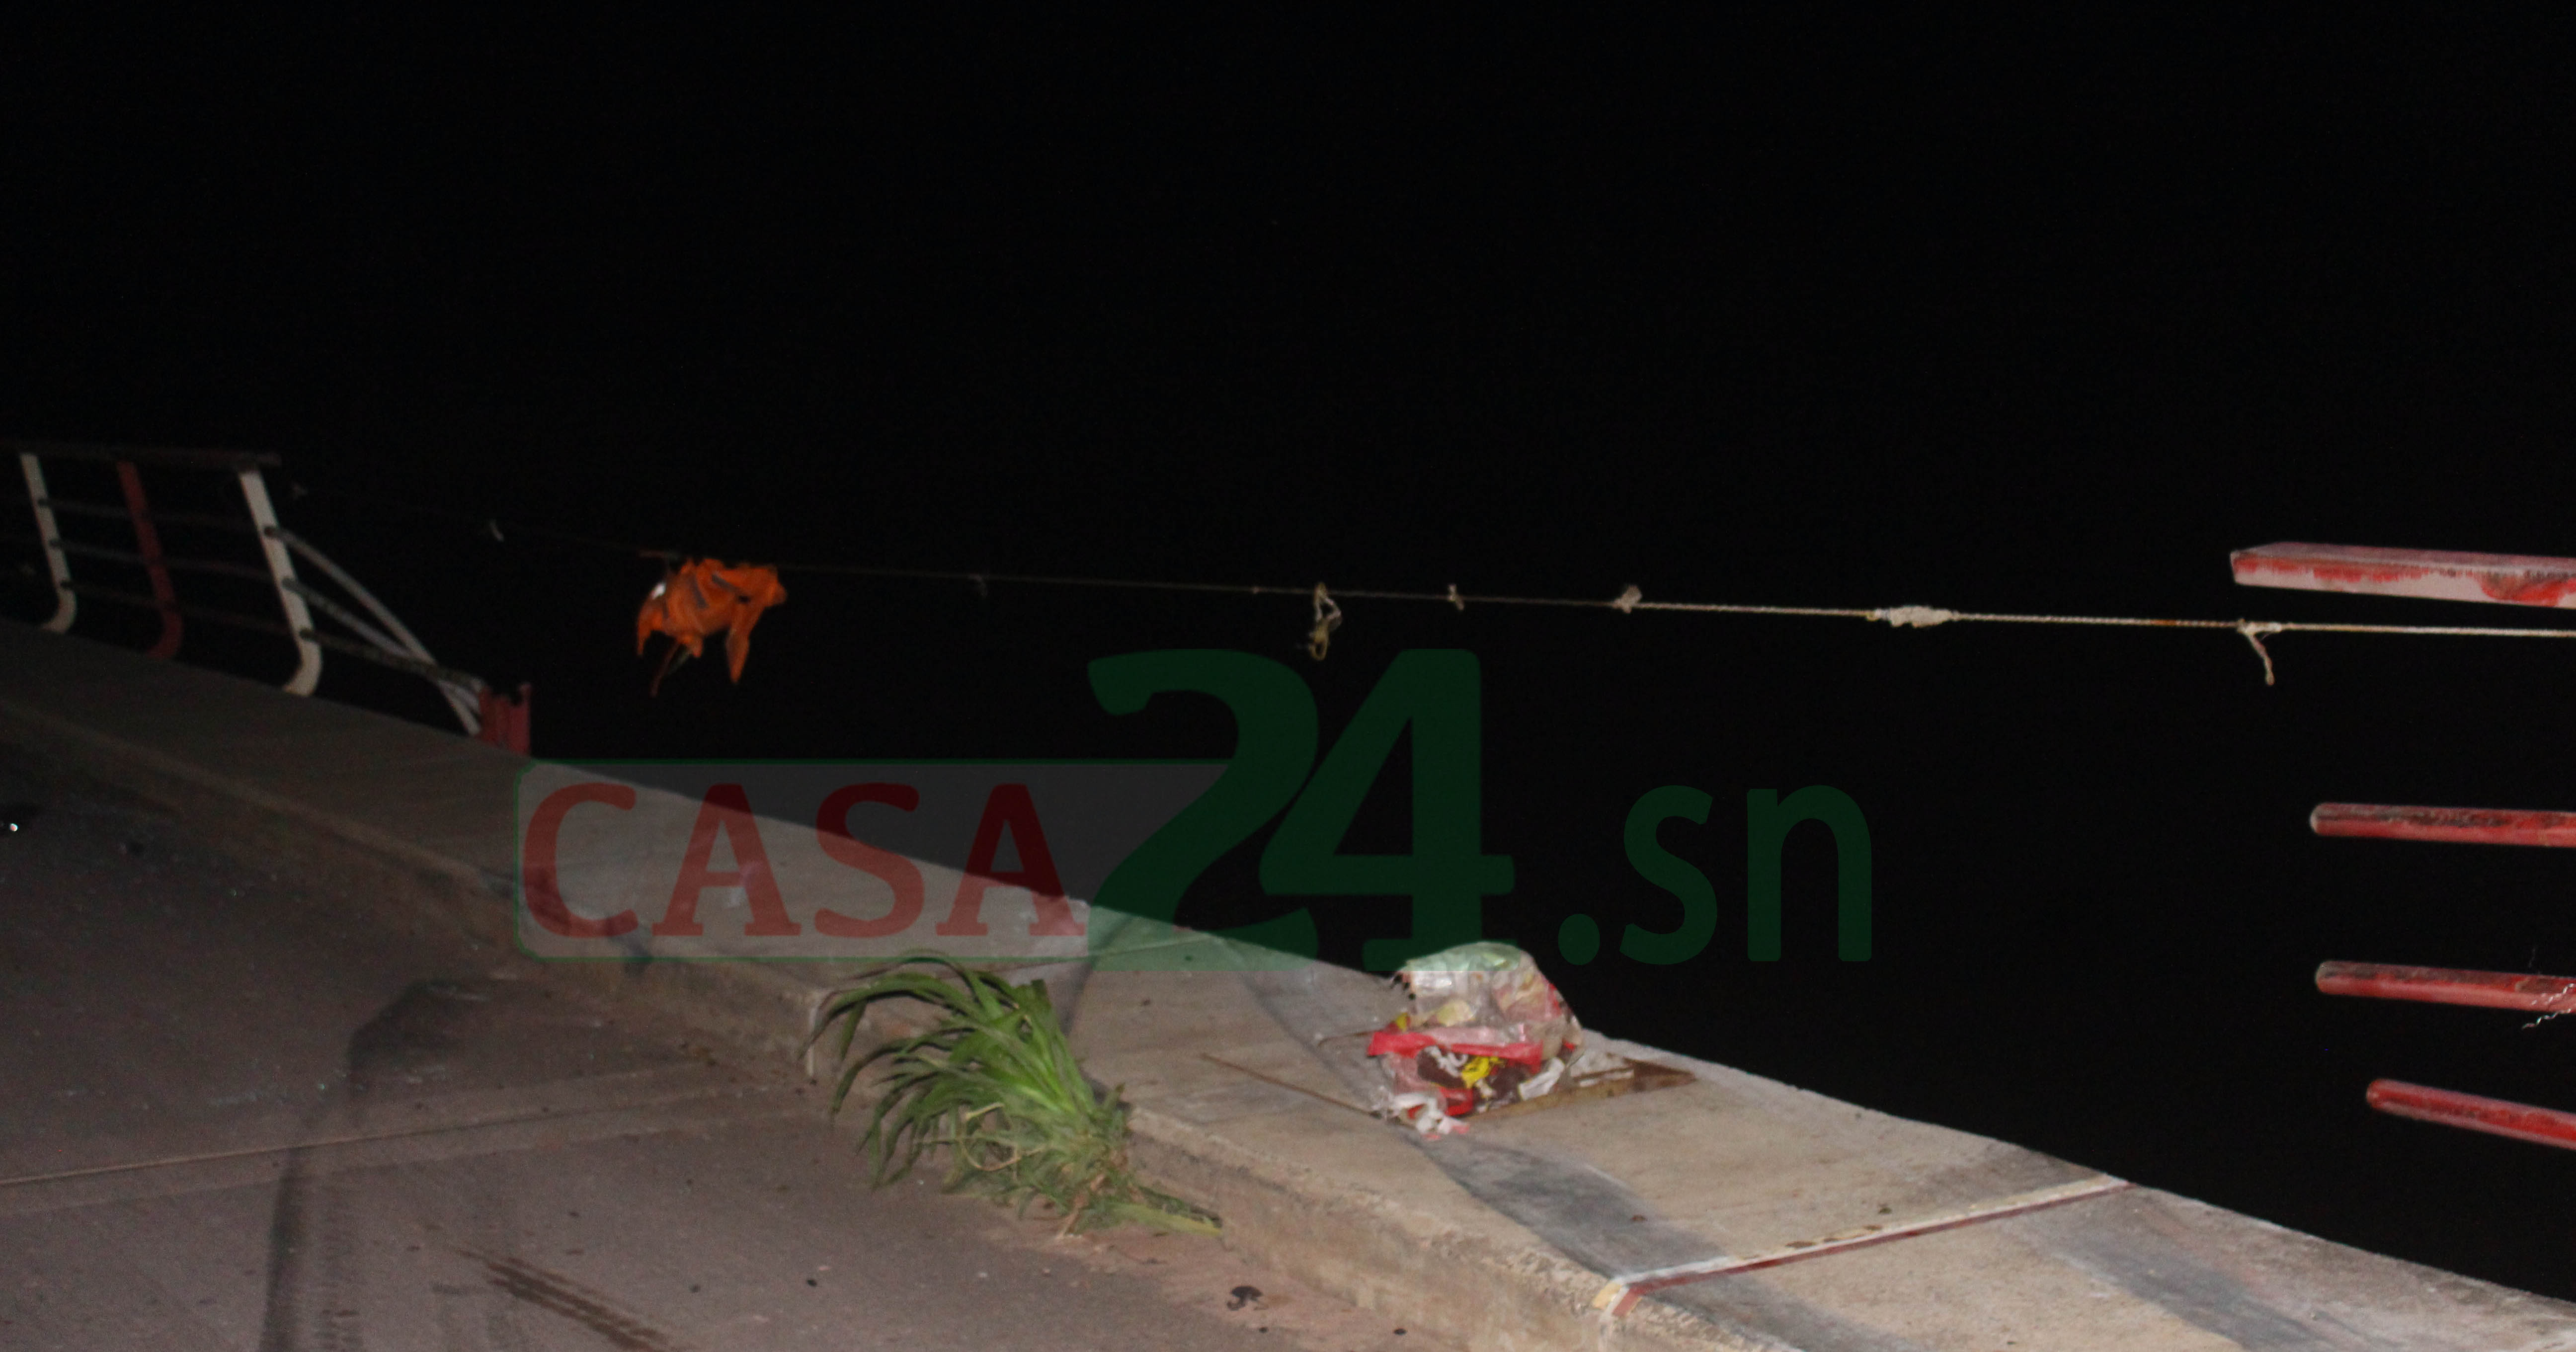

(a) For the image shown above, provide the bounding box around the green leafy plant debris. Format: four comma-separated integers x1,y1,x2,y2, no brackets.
808,957,1217,1236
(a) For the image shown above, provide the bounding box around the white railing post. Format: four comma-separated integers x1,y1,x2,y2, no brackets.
236,466,322,696
17,453,75,633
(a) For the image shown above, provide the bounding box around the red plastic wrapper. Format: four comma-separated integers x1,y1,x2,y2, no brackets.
1368,943,1582,1136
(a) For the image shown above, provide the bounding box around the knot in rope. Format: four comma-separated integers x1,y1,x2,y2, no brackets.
1308,583,1343,660
1874,605,1959,629
1612,585,1644,614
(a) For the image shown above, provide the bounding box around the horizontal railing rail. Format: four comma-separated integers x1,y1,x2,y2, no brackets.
3,438,281,470
58,580,493,692
51,538,275,583
37,497,260,532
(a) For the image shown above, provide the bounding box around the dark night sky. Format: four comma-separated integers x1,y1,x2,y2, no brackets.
13,6,2576,1297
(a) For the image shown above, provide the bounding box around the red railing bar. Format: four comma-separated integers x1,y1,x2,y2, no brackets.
2232,541,2576,610
2312,802,2576,848
114,462,182,660
2316,960,2576,1014
2366,1080,2576,1151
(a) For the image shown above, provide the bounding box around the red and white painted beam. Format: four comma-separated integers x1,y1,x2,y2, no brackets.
2364,1081,2576,1152
2312,802,2576,848
2316,960,2576,1015
2233,542,2576,610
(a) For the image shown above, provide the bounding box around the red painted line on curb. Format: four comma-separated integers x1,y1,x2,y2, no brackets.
1597,1177,2134,1318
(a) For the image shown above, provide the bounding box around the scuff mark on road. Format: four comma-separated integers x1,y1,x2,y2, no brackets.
470,1250,688,1352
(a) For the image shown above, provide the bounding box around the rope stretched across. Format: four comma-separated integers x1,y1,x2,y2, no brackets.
292,486,2576,684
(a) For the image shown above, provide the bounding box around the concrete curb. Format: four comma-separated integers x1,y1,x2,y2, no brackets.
1123,1107,1729,1352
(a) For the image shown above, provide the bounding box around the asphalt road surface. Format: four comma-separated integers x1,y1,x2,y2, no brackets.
0,764,1438,1351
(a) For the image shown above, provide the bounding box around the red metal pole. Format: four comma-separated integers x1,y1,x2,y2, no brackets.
114,461,182,659
2316,960,2576,1014
2312,802,2576,848
2366,1080,2576,1151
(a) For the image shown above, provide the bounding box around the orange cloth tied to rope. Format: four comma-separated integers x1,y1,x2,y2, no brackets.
636,558,787,694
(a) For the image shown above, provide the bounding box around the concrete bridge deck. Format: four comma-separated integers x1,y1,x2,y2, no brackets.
2,618,2569,1352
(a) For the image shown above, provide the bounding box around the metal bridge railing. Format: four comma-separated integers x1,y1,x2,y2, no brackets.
8,439,528,754
2237,542,2576,1151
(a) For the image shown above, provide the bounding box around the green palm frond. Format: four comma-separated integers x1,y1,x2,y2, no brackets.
806,957,1216,1236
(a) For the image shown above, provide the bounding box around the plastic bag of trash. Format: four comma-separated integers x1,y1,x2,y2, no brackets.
1367,942,1583,1137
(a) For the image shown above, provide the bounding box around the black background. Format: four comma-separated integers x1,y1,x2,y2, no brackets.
12,6,2576,1299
